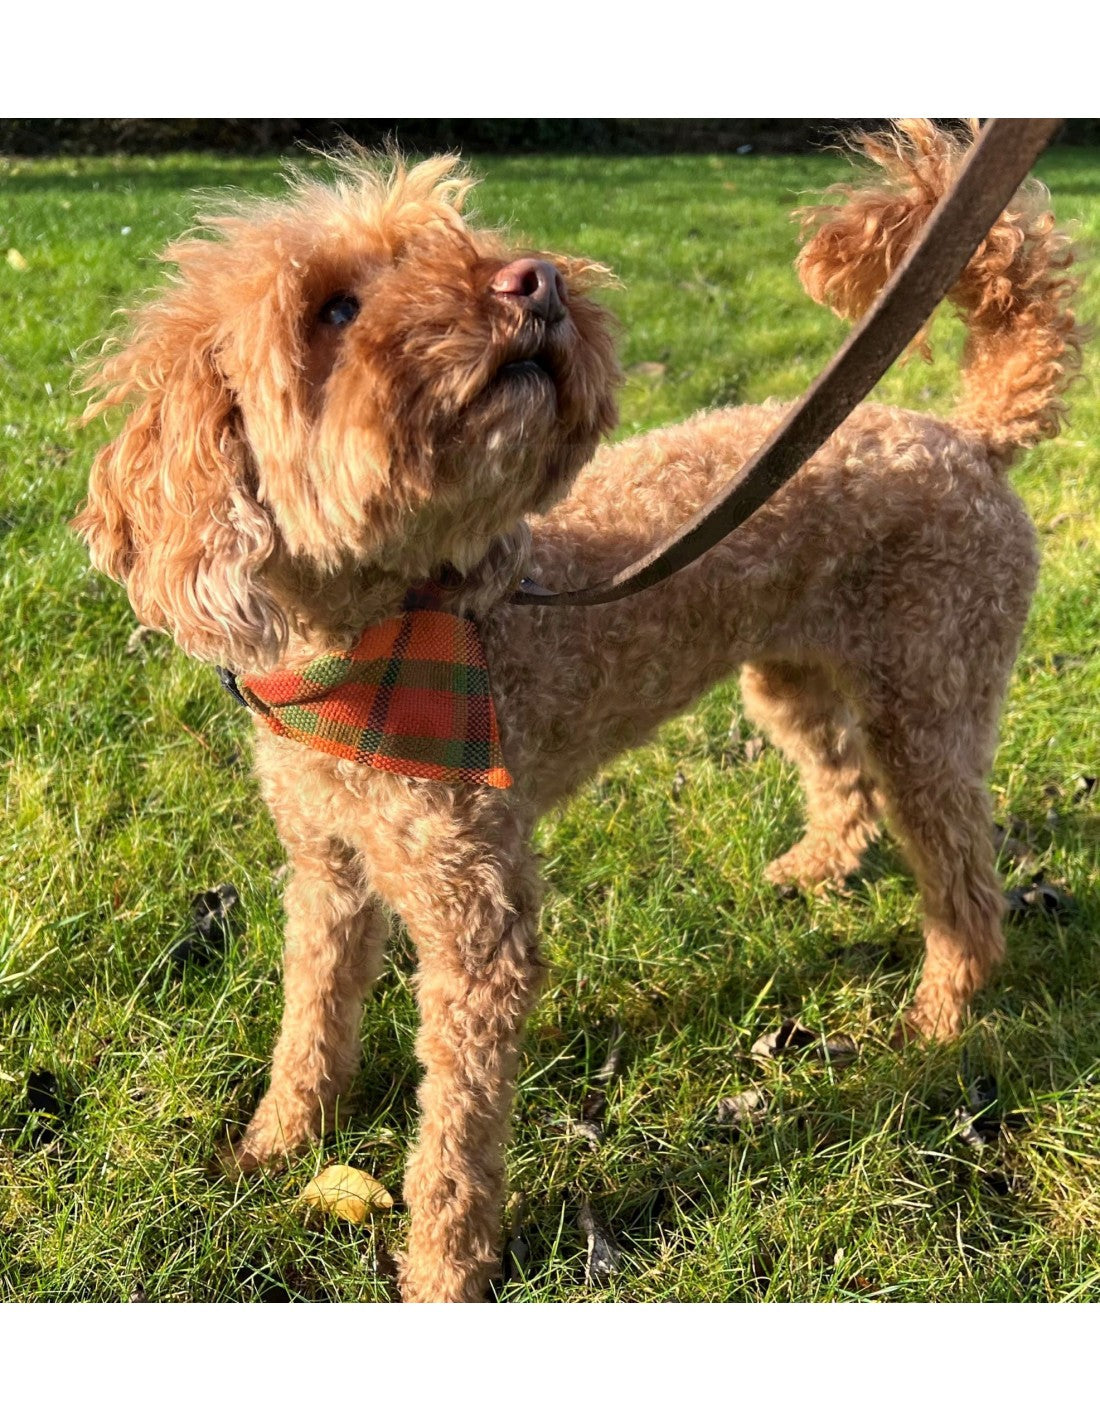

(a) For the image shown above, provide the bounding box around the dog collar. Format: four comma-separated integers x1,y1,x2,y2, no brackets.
219,584,511,789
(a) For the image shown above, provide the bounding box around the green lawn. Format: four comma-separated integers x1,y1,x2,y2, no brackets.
1,145,1098,1302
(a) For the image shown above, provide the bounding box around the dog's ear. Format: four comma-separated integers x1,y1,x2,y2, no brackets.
74,307,287,669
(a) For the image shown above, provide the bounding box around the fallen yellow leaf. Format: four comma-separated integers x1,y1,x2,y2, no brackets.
7,249,28,271
298,1164,393,1223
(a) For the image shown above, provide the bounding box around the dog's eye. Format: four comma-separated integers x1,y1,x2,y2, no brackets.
317,293,360,328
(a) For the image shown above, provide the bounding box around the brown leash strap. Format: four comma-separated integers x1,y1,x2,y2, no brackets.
512,118,1063,608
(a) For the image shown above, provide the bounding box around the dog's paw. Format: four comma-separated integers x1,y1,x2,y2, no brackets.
764,841,858,894
889,999,964,1048
214,1093,323,1177
214,1134,284,1178
887,1017,925,1051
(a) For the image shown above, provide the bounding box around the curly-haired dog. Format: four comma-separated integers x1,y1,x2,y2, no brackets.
75,122,1080,1301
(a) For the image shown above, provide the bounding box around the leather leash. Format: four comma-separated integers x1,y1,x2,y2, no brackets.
512,118,1064,608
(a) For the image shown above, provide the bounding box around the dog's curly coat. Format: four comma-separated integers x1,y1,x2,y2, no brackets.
75,122,1081,1301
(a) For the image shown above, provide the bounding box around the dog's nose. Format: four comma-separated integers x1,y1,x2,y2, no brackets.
490,258,567,324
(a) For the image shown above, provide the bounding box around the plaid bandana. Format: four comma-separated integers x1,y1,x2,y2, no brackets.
223,586,511,789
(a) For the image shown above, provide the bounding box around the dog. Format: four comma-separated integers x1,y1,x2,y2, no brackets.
74,122,1081,1301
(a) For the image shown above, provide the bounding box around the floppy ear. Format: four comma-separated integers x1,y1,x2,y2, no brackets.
74,311,288,670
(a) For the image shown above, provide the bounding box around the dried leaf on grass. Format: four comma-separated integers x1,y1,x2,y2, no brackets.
592,1023,625,1084
816,1033,859,1064
577,1199,621,1286
298,1164,393,1223
715,1088,768,1127
751,1020,815,1059
573,1023,624,1147
1004,879,1076,921
26,1069,62,1117
6,248,28,271
169,884,239,970
22,1068,65,1146
750,1019,858,1066
953,1072,1027,1156
955,1107,988,1152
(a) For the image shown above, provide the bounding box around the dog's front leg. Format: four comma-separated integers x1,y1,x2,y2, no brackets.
402,902,542,1301
225,837,388,1172
360,789,544,1302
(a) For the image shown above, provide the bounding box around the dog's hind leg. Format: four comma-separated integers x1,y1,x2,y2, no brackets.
225,837,388,1172
861,703,1006,1041
741,659,883,891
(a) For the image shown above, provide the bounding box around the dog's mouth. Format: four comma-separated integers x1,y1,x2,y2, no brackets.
491,353,555,387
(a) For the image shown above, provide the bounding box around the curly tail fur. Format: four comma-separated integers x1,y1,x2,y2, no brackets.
796,119,1083,459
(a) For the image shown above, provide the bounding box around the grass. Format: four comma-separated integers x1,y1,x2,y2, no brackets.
1,144,1099,1303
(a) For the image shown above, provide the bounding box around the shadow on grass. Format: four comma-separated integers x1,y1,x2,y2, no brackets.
496,851,1100,1299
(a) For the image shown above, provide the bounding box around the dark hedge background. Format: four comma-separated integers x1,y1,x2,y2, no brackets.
6,118,1095,156
0,118,873,155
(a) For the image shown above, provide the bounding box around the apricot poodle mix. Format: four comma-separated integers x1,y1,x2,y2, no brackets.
75,122,1080,1301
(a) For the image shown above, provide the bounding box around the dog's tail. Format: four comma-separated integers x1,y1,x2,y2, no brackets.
796,120,1083,460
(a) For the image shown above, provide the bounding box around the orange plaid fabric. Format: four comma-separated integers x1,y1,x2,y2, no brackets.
230,591,511,789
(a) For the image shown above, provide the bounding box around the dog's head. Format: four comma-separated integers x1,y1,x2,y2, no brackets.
74,152,620,668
